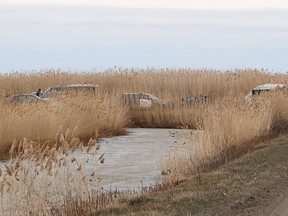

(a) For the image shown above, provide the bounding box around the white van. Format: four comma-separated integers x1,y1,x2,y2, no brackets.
244,83,287,101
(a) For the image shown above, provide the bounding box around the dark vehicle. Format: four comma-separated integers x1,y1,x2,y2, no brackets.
41,84,99,98
182,95,208,107
122,93,173,109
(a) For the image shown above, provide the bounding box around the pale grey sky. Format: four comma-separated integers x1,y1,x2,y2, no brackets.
1,0,288,9
0,3,287,73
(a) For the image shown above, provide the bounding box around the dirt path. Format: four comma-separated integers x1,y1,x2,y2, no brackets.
223,136,288,216
267,196,288,216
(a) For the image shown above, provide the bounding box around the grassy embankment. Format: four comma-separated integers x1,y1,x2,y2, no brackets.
94,133,288,216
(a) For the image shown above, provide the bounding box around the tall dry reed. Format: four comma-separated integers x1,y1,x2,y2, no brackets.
1,69,286,129
2,69,288,182
1,69,286,99
0,129,114,216
0,93,129,159
163,91,288,183
1,69,286,126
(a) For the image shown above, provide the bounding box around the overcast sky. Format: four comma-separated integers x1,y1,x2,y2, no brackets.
1,0,288,9
0,1,287,73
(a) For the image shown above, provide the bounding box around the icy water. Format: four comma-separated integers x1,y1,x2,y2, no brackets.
72,128,193,191
0,128,195,214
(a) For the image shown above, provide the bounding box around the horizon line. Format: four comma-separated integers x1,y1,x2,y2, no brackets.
1,2,287,11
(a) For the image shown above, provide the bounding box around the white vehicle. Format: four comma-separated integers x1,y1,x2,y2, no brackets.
122,93,173,109
41,84,99,98
244,83,287,101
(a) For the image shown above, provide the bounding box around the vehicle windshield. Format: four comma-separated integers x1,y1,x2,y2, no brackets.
252,89,270,96
12,94,41,102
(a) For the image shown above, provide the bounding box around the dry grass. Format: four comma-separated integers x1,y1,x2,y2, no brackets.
198,90,288,166
0,129,117,216
0,93,128,159
2,69,288,182
2,69,288,214
2,69,286,132
1,69,288,156
128,105,205,128
163,90,288,183
1,69,285,97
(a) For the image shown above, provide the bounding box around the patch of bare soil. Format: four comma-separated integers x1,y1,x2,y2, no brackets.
223,136,288,216
227,172,288,216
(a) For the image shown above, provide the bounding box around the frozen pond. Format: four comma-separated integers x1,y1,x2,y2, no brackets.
73,128,193,191
0,128,195,214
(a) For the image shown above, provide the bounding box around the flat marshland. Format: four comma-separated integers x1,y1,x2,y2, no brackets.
1,69,288,215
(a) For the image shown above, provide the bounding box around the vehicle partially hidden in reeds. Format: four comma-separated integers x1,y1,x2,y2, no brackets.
11,93,49,103
41,84,99,98
181,95,208,108
244,83,287,101
121,92,174,109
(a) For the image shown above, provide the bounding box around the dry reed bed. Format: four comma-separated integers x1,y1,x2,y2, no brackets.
1,69,287,130
129,105,206,128
1,69,287,99
163,91,288,183
0,129,115,216
1,69,287,127
2,69,288,182
0,94,128,159
1,69,288,154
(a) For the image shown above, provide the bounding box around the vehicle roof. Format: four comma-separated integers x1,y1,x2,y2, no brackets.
48,84,99,88
244,83,288,101
122,92,154,95
122,92,159,99
252,83,287,91
64,84,99,87
43,84,99,94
